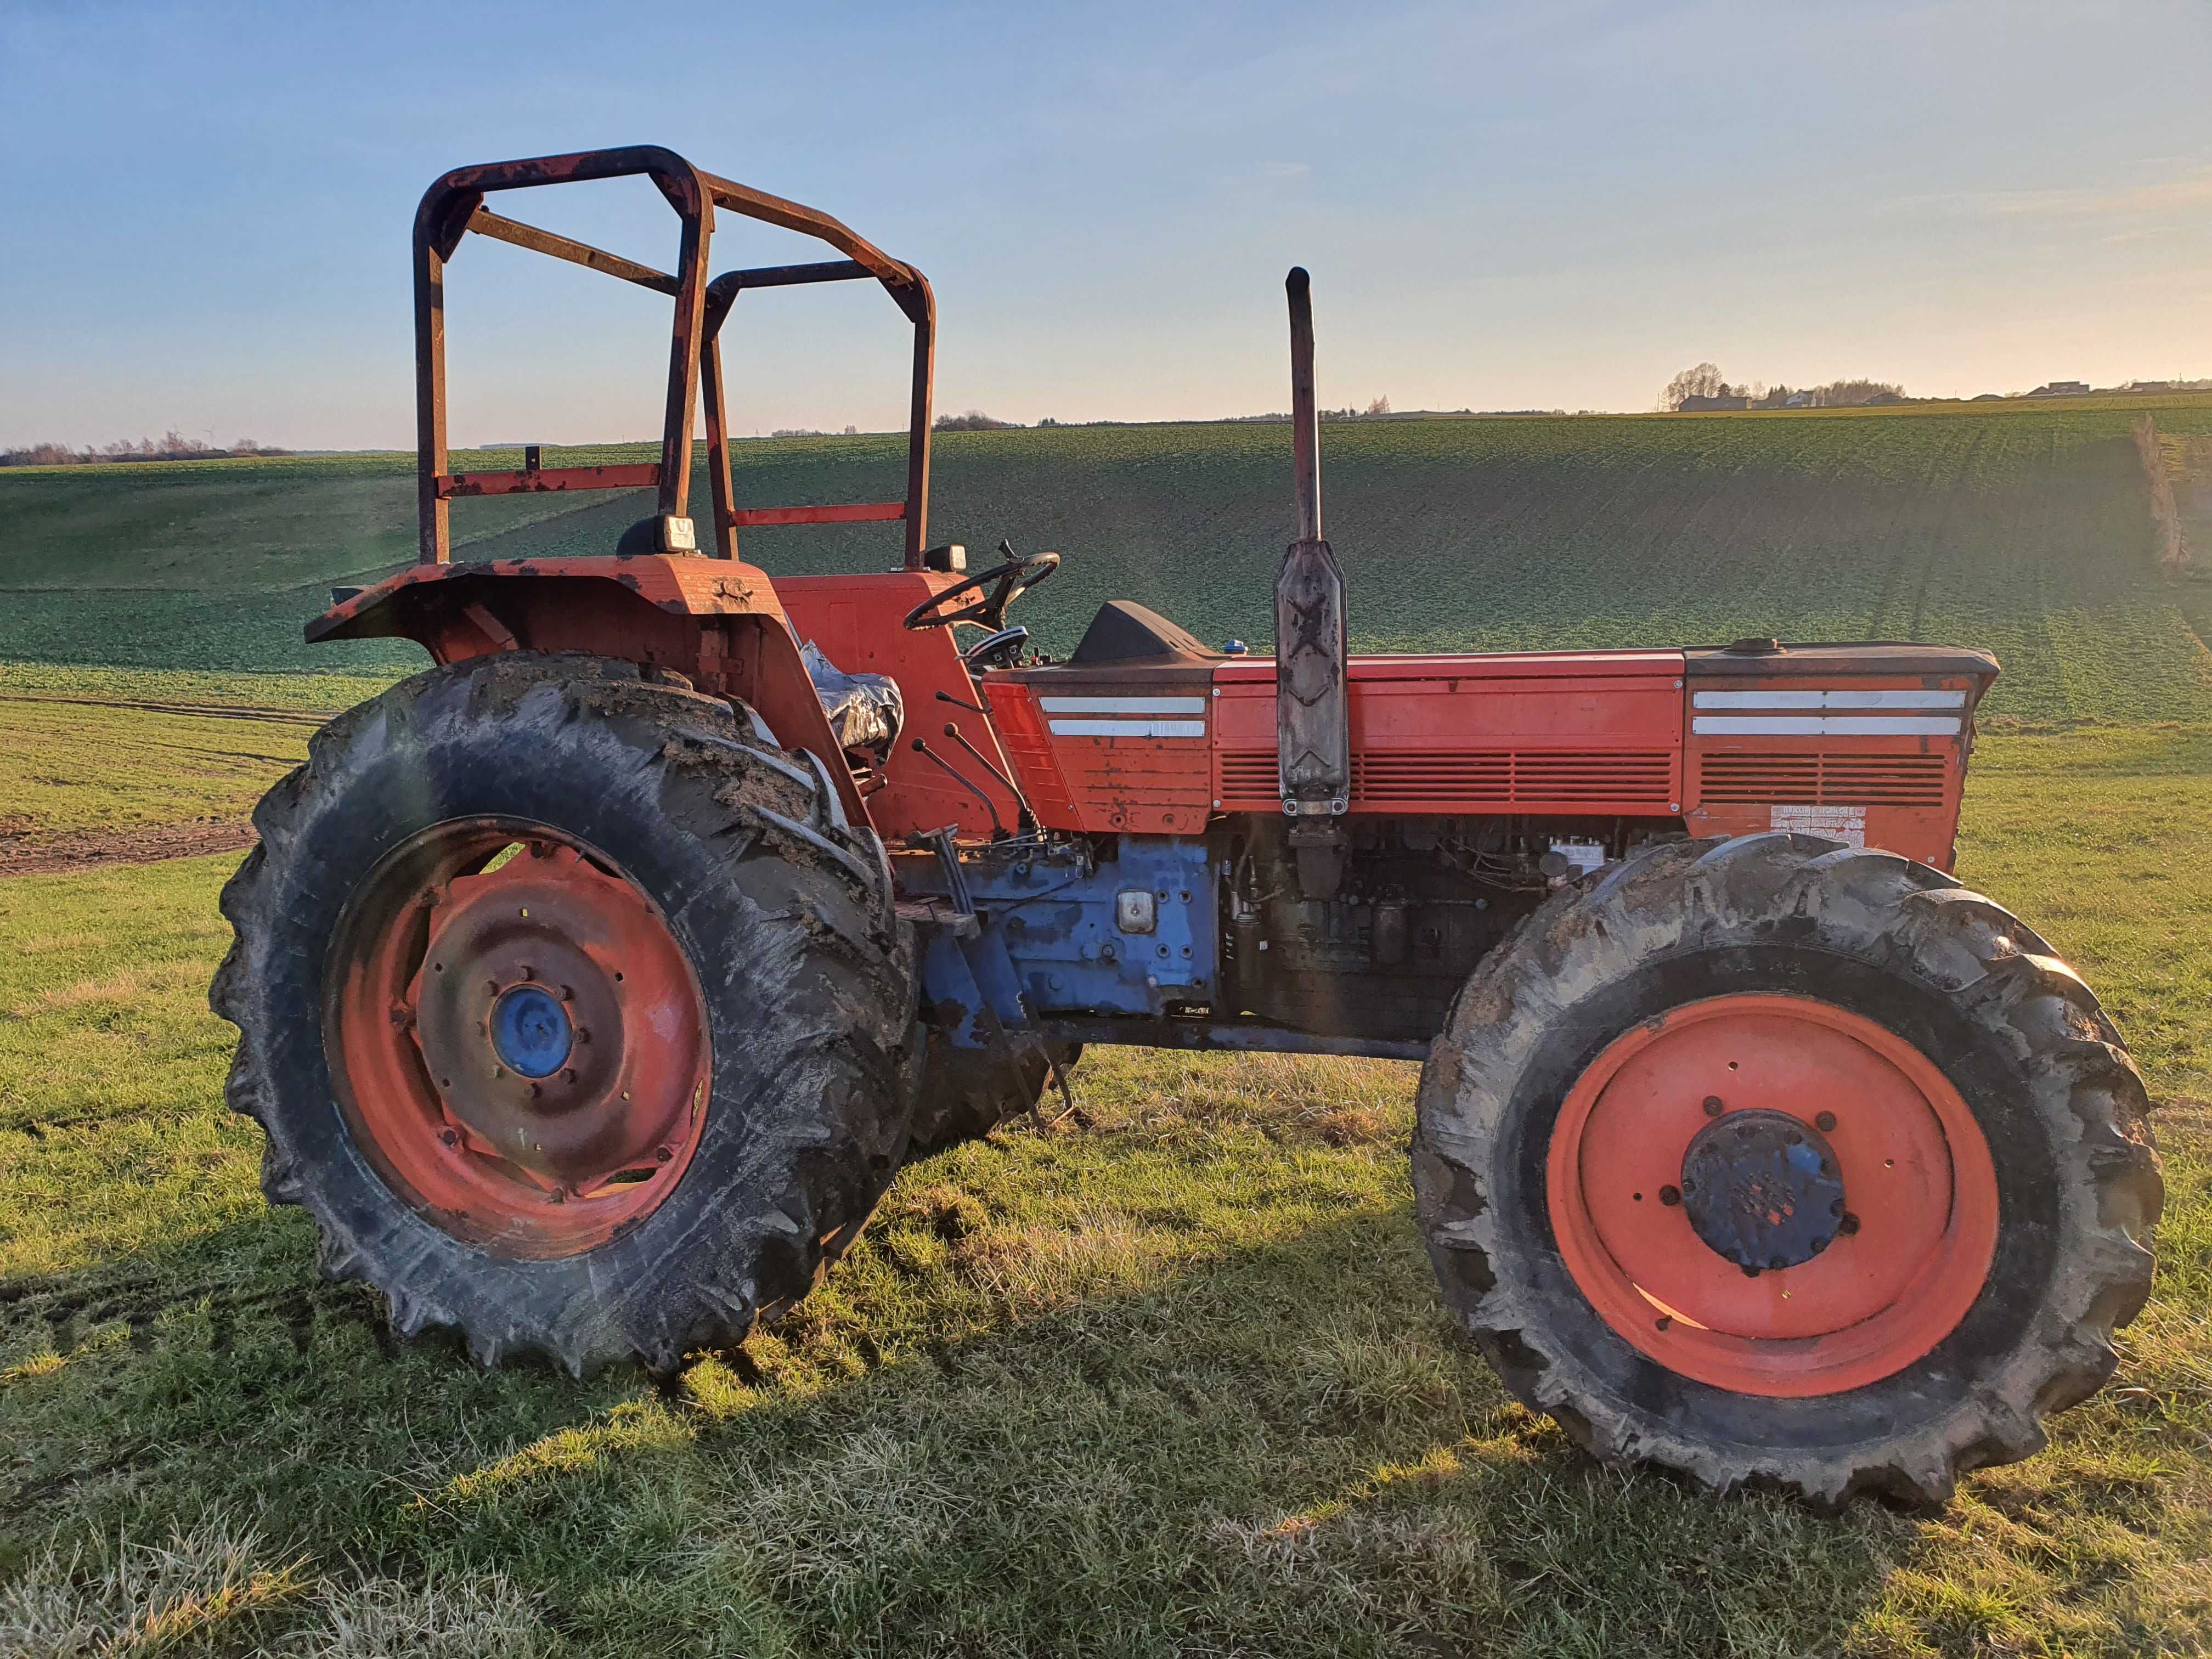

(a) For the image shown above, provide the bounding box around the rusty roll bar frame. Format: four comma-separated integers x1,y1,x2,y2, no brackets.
413,144,937,568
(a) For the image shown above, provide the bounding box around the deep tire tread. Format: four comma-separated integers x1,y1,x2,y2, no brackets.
212,652,916,1375
1412,834,2162,1505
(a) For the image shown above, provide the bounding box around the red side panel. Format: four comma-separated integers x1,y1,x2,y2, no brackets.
1681,672,1987,870
983,679,1214,834
1212,652,1686,816
979,682,1081,826
772,572,1021,839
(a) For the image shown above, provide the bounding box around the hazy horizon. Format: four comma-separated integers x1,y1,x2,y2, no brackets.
4,1,2208,452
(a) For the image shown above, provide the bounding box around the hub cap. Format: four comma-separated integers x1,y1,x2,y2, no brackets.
491,985,574,1078
1679,1109,1845,1272
325,820,713,1259
1545,993,1999,1397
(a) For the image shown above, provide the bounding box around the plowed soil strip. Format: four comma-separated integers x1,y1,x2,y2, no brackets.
0,820,255,878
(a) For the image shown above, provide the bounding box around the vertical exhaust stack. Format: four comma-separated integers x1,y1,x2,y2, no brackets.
1276,268,1351,896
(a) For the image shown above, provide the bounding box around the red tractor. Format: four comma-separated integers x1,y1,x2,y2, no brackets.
215,146,2162,1505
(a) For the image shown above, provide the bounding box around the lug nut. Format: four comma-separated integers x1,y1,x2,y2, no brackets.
1838,1212,1861,1235
1702,1095,1724,1118
562,1068,578,1084
1814,1110,1837,1131
655,1146,673,1164
1658,1184,1682,1206
439,1128,459,1148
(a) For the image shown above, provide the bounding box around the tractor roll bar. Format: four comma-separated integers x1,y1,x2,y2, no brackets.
697,258,935,558
413,144,937,567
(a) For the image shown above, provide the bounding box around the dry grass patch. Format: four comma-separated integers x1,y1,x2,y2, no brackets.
0,1521,309,1657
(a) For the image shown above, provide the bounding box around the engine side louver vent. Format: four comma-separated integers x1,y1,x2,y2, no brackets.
1219,749,1677,809
1697,751,1949,806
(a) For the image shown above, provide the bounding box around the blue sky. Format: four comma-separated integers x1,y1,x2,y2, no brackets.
2,0,2208,448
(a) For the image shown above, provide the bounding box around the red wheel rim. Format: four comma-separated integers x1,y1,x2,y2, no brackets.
1547,994,1998,1397
325,819,712,1259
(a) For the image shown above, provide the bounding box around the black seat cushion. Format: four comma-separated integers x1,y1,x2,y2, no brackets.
1069,600,1221,665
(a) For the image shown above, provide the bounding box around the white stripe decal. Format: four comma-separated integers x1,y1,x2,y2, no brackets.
1821,715,1964,735
1048,718,1209,738
1824,689,1967,709
1695,690,1824,710
1038,696,1207,715
1693,715,1962,736
1693,689,1967,710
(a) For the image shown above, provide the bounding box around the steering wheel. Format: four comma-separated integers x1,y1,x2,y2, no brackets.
903,542,1060,634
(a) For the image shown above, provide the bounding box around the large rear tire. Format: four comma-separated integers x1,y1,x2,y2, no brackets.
212,653,916,1374
1412,833,2162,1505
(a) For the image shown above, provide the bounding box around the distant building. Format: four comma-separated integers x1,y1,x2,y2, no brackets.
2029,381,2091,397
1864,391,1906,406
1783,392,1809,407
1680,393,1751,411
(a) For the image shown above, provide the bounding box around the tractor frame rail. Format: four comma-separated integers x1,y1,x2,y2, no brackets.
413,145,937,568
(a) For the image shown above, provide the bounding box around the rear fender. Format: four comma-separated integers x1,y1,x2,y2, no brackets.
310,556,868,825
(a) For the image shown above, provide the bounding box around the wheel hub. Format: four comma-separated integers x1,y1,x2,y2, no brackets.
1680,1108,1844,1272
326,821,712,1258
1545,992,1999,1397
491,984,573,1078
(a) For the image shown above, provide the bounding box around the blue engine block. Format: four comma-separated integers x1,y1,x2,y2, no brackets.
905,836,1217,1048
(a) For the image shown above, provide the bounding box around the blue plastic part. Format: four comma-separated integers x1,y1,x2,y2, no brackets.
913,836,1218,1047
490,984,573,1078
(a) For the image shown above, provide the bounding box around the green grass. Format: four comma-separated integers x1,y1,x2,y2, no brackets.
0,694,312,845
0,665,402,849
5,398,2212,720
1,725,2206,1656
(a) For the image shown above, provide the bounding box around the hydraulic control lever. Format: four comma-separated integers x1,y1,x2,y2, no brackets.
910,737,1008,839
943,722,1039,832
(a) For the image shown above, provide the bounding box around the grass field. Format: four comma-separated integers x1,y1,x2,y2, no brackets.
1,720,2207,1657
4,394,2211,723
2,399,2209,1654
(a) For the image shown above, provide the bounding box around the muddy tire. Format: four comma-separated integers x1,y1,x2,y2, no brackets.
907,1034,1082,1158
1412,833,2162,1505
212,653,916,1374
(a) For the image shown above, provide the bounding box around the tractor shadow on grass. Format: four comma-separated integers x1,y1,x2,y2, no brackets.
0,1182,1954,1658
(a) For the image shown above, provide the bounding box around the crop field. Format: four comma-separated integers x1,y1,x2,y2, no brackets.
1,399,2209,1655
4,394,2210,723
0,719,2206,1657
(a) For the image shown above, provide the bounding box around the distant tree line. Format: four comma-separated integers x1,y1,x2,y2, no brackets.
1,431,289,466
933,410,1019,432
1658,364,1905,412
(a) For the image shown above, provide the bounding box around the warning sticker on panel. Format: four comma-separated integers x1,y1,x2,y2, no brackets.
1770,804,1867,846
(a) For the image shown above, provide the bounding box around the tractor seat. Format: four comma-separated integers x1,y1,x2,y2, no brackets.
1067,600,1223,665
800,639,904,757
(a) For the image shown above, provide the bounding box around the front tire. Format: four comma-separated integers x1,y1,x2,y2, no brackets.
212,653,916,1374
1412,833,2162,1505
